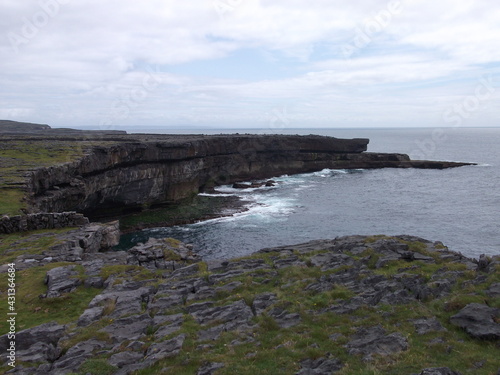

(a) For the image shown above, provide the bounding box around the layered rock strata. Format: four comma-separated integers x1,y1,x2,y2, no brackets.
3,133,472,218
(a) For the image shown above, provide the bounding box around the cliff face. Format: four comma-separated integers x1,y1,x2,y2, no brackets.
19,134,469,217
24,134,365,216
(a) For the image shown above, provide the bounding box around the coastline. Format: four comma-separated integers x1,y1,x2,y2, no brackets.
0,125,498,373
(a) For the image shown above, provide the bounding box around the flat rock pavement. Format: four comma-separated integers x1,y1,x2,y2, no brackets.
1,234,498,374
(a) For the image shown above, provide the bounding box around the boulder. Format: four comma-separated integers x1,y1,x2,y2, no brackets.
16,342,61,363
51,339,109,373
146,334,186,361
101,313,153,342
232,183,253,189
268,307,301,329
77,306,105,327
346,325,408,360
412,317,447,335
252,293,278,315
154,315,185,339
418,368,462,375
198,325,225,342
296,356,343,374
42,265,81,298
0,322,65,353
190,300,254,327
450,303,500,340
108,351,145,368
88,285,155,318
486,282,500,297
197,362,225,375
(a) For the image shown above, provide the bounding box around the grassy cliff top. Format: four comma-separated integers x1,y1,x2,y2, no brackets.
0,133,128,215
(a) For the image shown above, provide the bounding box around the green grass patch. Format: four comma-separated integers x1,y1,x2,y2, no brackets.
99,265,163,285
0,227,75,264
0,188,25,216
0,139,89,215
0,263,102,332
59,319,114,353
73,358,117,375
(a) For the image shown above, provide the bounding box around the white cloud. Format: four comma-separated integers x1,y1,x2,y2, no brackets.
0,0,499,128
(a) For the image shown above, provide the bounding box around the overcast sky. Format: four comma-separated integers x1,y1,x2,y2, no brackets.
1,0,499,130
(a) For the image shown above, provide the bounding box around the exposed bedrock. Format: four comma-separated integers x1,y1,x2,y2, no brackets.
23,134,471,217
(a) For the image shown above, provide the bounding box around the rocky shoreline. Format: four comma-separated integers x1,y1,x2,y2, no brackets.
0,124,494,374
0,225,498,374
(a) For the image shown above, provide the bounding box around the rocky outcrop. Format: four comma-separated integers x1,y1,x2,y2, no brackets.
0,221,120,272
0,133,472,218
450,303,500,340
1,234,497,374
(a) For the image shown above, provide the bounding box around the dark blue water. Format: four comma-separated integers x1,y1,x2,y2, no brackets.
124,128,500,259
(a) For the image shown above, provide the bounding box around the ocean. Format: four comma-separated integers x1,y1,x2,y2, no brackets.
121,127,500,260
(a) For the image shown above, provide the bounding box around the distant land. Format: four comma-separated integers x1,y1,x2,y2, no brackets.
0,119,51,132
0,120,126,135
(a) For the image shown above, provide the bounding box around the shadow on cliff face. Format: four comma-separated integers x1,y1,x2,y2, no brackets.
111,195,247,235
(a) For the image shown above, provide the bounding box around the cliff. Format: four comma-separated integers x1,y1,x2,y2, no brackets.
0,120,125,135
0,133,472,219
0,120,51,132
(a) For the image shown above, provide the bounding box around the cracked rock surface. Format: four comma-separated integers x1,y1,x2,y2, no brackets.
0,234,498,374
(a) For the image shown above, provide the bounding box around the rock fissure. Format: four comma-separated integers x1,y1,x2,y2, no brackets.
0,231,498,374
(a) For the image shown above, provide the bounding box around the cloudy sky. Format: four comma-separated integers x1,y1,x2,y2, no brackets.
1,0,499,130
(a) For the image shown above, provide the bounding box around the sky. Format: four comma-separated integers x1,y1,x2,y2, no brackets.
1,0,499,130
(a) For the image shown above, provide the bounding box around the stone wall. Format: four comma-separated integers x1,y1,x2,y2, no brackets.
0,212,89,234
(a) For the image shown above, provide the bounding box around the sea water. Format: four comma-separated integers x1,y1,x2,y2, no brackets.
121,127,500,259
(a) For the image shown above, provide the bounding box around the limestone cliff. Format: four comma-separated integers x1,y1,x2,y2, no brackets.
4,133,471,218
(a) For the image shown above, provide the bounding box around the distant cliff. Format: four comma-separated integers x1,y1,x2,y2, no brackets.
1,133,473,218
0,120,125,135
0,120,51,132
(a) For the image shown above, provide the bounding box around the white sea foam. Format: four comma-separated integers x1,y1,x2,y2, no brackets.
214,185,274,194
198,192,236,197
131,128,500,260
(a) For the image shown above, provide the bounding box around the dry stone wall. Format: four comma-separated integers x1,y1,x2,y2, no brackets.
0,212,89,234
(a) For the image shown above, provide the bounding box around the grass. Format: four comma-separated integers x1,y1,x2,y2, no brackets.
75,359,117,375
132,246,500,375
0,262,102,332
0,188,25,216
1,234,498,374
0,137,126,216
99,265,163,286
0,227,76,264
0,139,89,215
